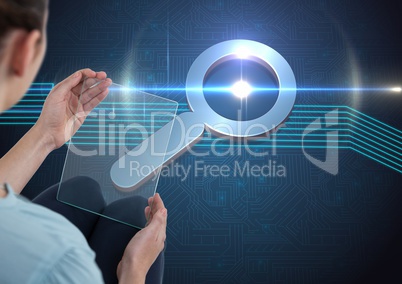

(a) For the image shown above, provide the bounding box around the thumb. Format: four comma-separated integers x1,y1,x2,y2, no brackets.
148,208,167,229
55,71,83,94
55,69,96,94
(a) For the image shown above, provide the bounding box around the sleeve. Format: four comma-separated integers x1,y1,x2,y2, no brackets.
39,247,104,284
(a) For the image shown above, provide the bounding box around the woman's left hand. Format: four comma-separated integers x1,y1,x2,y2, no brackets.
0,69,112,194
35,69,112,151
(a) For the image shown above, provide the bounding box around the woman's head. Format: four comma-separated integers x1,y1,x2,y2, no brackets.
0,0,49,111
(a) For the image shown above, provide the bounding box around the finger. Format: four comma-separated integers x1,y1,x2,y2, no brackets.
81,78,112,105
144,206,151,218
54,69,97,95
150,193,165,215
79,68,97,79
148,208,167,230
145,197,155,225
67,94,80,116
52,71,83,95
153,209,167,245
144,206,152,224
96,71,107,80
82,87,109,113
70,70,101,95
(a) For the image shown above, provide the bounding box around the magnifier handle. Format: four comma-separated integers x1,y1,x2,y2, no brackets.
110,112,204,191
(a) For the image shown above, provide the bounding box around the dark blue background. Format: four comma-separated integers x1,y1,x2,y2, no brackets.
1,0,402,283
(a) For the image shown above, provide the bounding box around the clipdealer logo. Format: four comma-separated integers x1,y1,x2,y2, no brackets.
193,160,286,179
129,159,286,182
68,108,339,182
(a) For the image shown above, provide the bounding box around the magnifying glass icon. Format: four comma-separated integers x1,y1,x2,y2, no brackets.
111,39,296,191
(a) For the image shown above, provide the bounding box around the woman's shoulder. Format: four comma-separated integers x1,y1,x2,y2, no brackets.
2,192,89,248
0,194,102,283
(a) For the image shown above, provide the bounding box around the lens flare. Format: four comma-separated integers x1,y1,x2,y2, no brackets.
236,46,250,59
231,81,252,99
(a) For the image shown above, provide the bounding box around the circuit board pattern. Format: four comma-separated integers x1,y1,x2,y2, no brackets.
1,0,402,283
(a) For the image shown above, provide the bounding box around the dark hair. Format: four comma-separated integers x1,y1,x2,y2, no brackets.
0,0,48,51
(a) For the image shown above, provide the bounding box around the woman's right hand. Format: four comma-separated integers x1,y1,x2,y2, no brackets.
117,194,167,284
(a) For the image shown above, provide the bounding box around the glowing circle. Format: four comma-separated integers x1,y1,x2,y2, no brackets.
231,81,252,99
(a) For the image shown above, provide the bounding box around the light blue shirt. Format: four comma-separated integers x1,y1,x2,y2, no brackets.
0,184,104,284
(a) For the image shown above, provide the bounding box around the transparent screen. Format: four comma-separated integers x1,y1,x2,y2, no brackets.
57,78,178,229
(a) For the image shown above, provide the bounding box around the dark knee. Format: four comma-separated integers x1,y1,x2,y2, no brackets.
102,196,148,227
58,176,106,210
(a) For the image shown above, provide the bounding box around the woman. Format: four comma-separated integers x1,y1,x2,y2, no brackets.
0,1,167,283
